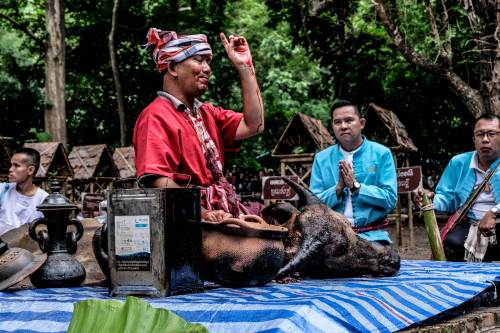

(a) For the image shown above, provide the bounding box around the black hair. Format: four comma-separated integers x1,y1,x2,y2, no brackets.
330,100,362,129
14,147,41,175
330,100,362,122
475,113,500,128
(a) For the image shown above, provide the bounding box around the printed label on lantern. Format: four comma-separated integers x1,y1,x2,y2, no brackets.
115,215,151,271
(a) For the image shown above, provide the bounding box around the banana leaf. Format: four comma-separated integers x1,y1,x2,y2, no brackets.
67,296,209,333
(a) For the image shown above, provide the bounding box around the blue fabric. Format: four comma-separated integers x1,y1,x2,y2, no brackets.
310,138,397,242
1,260,499,333
0,183,10,208
434,152,500,218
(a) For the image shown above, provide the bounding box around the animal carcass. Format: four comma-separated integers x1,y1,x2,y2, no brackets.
275,179,400,279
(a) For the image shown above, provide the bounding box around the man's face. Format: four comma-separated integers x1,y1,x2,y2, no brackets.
8,153,35,184
172,54,212,98
473,118,500,163
331,106,366,148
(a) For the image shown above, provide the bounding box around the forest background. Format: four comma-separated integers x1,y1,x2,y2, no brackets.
1,0,499,174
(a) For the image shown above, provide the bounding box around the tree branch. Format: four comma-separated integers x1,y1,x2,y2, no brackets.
0,13,45,49
462,0,482,33
423,0,439,41
440,0,448,31
423,0,451,65
373,0,487,117
372,0,439,71
485,5,500,114
439,0,452,62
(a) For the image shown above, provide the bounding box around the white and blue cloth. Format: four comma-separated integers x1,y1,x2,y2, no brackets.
1,260,500,333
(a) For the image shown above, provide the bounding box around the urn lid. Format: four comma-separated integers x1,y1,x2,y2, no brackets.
37,181,78,211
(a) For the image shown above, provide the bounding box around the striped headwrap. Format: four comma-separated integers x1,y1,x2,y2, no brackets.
145,28,212,73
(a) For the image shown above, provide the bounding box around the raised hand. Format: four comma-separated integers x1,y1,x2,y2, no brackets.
220,32,253,68
335,165,345,197
339,160,355,190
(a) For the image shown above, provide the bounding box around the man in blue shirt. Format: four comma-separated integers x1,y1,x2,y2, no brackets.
415,114,499,262
310,100,397,244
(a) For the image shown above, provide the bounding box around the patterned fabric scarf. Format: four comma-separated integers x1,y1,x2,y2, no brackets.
464,222,497,262
186,112,243,217
145,28,212,73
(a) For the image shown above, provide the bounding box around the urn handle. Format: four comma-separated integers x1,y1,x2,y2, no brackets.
29,218,50,253
214,214,288,236
65,218,84,255
92,223,110,279
241,215,266,224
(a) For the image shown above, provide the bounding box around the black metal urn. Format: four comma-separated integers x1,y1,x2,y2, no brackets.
29,181,86,287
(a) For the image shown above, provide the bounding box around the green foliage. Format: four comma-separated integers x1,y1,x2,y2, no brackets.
265,0,477,168
216,0,332,169
0,0,481,173
0,28,44,145
28,128,50,142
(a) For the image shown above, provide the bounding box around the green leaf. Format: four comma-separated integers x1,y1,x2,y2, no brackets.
67,296,209,333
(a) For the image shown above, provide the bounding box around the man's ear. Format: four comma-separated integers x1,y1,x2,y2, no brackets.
166,62,178,78
360,117,366,129
27,165,36,177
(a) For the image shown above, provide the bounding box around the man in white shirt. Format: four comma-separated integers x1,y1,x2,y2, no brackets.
0,148,49,236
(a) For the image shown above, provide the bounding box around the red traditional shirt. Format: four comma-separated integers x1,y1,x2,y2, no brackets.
133,96,243,188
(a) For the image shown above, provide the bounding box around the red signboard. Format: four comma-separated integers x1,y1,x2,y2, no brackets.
397,166,422,193
262,176,299,200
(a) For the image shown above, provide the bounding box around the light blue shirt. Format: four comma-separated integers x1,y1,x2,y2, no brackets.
310,137,397,242
434,151,500,220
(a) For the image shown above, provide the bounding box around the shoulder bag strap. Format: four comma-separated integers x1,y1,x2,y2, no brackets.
445,162,499,234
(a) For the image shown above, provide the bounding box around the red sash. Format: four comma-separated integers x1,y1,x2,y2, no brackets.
352,218,390,233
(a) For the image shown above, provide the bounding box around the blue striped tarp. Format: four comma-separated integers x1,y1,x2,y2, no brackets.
1,260,500,333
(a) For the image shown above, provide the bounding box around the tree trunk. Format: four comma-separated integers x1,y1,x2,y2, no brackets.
483,3,500,116
441,70,486,119
45,0,66,144
109,0,127,146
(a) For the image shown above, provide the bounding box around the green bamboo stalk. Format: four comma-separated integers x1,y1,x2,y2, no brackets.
422,191,447,261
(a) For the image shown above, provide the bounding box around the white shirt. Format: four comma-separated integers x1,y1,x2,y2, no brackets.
340,144,362,224
469,153,497,221
0,183,49,236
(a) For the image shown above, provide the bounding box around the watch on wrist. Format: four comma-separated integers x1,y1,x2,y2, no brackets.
351,181,361,193
490,206,499,217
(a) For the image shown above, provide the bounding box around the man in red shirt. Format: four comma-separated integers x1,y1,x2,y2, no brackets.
134,29,264,222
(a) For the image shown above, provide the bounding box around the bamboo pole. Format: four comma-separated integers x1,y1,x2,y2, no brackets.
422,191,446,261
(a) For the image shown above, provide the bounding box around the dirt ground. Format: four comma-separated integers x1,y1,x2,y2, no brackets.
388,217,435,260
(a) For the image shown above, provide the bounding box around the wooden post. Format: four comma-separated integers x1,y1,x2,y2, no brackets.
407,192,414,247
405,157,414,247
393,153,402,246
